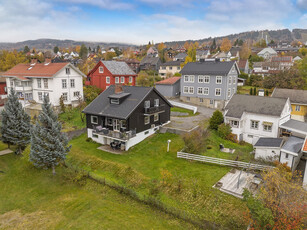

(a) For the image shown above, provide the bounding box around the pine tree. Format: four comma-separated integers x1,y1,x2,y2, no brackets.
209,110,224,130
0,88,31,153
250,88,253,95
30,96,71,175
254,87,257,95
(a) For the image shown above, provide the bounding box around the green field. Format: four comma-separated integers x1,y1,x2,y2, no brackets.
58,108,85,132
0,154,195,230
237,86,273,96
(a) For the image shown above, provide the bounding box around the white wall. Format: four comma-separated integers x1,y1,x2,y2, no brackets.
255,147,280,161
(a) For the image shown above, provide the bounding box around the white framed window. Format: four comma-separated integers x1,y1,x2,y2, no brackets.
43,92,49,100
106,77,110,84
215,88,221,96
204,87,209,95
38,92,42,101
197,87,203,95
228,89,231,98
198,75,204,83
70,79,75,88
189,75,194,82
295,105,301,112
37,79,41,88
62,92,68,101
263,124,272,132
144,100,150,108
144,116,150,125
210,99,214,105
204,76,210,83
229,76,232,84
233,87,236,94
43,79,48,89
66,68,70,75
230,120,239,128
99,66,104,73
183,86,189,94
10,80,14,87
154,99,159,107
184,75,189,82
110,98,119,104
154,113,159,122
251,120,259,129
73,91,80,97
62,79,67,89
233,76,236,84
91,116,98,124
115,77,119,83
189,86,194,94
121,76,125,83
129,76,133,83
184,75,194,82
216,76,222,84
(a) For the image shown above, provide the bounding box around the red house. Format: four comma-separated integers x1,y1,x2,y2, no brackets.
0,76,7,106
86,61,137,91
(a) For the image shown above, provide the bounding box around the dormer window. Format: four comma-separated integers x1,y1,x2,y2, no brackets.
99,67,104,73
110,98,119,104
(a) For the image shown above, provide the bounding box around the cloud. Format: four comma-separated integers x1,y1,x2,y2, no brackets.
55,0,133,10
138,0,194,7
297,0,307,10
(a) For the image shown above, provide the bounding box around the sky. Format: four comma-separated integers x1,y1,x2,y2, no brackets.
0,0,306,45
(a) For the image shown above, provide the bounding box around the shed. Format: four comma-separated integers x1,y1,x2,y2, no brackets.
155,77,181,98
254,138,283,161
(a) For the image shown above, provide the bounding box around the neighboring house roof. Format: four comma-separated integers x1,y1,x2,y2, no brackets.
272,88,307,105
279,119,307,136
0,76,7,83
180,61,237,75
83,85,172,120
2,62,70,78
293,56,302,61
281,136,305,156
254,138,283,148
257,47,277,55
196,50,209,56
213,51,227,58
271,56,293,62
160,61,182,67
229,47,241,56
156,77,181,85
238,60,248,69
225,94,288,118
101,61,136,75
140,56,160,65
174,53,187,60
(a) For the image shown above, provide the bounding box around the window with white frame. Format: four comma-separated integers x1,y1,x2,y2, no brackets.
154,113,159,122
99,66,104,73
263,123,272,132
197,87,203,95
110,98,119,104
106,77,110,83
74,91,80,97
121,76,125,83
189,75,194,82
144,116,150,125
154,99,159,107
204,76,210,83
144,100,150,108
233,76,236,84
66,68,70,75
184,75,189,82
230,120,239,128
62,92,68,101
62,79,67,89
43,92,49,100
115,77,119,83
216,76,222,84
183,86,189,94
70,79,75,88
251,120,259,129
215,88,221,96
295,105,301,111
10,80,14,87
189,86,194,94
37,79,42,88
43,79,48,89
204,87,209,95
91,116,98,124
38,92,42,101
198,76,204,83
228,89,231,98
129,76,133,83
210,99,214,105
229,76,232,84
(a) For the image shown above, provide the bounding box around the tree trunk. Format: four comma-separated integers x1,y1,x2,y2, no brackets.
52,165,56,175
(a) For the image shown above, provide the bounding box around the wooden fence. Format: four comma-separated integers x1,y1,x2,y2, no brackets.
177,152,275,171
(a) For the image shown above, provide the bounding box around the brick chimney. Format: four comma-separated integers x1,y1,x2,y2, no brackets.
30,59,37,65
115,84,123,94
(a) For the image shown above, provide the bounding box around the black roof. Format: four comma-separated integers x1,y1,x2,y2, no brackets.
254,138,283,147
180,61,236,75
160,60,182,67
83,85,172,119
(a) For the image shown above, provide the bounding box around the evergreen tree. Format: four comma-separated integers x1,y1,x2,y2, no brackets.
23,46,30,53
254,87,257,95
53,46,59,54
79,44,88,60
250,88,253,95
209,110,224,130
0,88,31,153
210,39,216,50
30,97,71,175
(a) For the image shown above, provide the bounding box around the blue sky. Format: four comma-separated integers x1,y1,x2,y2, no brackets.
0,0,306,44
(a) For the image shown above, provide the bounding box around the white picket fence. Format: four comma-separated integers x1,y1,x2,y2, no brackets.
177,152,275,171
168,100,197,114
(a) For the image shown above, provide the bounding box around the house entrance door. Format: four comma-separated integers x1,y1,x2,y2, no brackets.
113,119,120,131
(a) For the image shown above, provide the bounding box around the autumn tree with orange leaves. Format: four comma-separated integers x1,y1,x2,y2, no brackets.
220,38,232,52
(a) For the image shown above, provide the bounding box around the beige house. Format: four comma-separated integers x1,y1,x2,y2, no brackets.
159,61,182,78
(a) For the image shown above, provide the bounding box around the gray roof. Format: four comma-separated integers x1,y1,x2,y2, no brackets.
180,61,236,75
83,85,171,120
281,136,304,155
196,50,209,56
257,47,277,55
174,53,187,60
279,119,307,135
102,61,136,75
272,88,307,105
225,94,288,118
140,56,160,65
161,60,182,67
254,138,283,148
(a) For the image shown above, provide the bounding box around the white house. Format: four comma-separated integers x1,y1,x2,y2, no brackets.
257,47,277,60
158,61,182,78
2,59,85,108
224,94,291,144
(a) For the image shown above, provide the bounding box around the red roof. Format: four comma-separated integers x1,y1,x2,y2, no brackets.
238,60,247,69
3,62,69,78
156,77,181,85
303,138,307,152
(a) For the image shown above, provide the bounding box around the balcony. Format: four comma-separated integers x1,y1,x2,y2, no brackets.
93,126,136,141
15,86,32,91
144,104,165,114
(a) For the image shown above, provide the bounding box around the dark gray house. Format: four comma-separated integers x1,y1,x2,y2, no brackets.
140,56,161,72
155,77,181,98
180,60,239,109
83,85,172,151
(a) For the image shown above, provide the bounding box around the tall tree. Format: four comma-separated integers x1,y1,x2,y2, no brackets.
220,38,232,52
210,38,216,51
53,46,59,54
30,97,71,175
23,46,30,54
0,50,28,71
0,88,31,153
79,44,88,60
239,42,251,60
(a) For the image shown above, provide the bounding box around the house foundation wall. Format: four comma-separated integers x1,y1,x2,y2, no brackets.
180,96,225,110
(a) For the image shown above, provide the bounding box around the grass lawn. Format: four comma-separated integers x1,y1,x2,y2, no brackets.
237,86,273,96
58,108,86,132
0,142,8,151
171,107,199,116
0,154,195,230
68,133,248,229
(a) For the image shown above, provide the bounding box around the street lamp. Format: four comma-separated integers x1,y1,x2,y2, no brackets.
167,139,171,152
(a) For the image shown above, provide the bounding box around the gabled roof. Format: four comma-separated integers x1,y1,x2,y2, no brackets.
225,94,288,119
279,119,307,136
2,62,69,78
271,88,307,105
180,61,236,75
140,56,160,65
83,85,172,119
238,60,248,69
254,138,283,148
160,61,182,67
271,56,292,62
196,50,209,56
229,47,241,56
156,77,181,85
174,53,187,60
257,47,277,55
281,136,305,156
102,61,136,75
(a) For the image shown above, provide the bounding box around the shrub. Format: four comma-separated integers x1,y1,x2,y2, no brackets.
217,124,232,139
182,128,209,154
209,110,224,130
249,88,253,95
